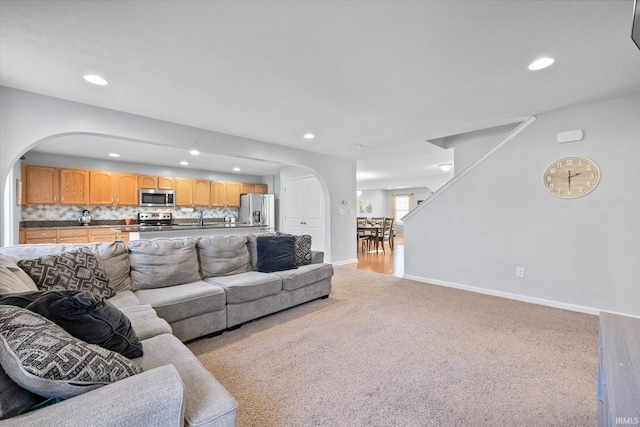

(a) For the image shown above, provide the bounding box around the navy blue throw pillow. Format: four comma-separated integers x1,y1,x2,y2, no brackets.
256,235,298,273
0,290,143,359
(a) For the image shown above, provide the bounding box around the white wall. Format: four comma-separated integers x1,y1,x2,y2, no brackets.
446,123,520,174
0,87,357,263
404,95,640,317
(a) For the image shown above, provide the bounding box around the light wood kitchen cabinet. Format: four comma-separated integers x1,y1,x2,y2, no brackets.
89,227,118,243
241,183,268,194
59,168,89,205
193,180,210,207
58,228,89,243
175,177,193,206
114,173,138,205
24,165,59,204
226,182,241,207
139,175,175,190
90,171,138,206
211,181,241,207
158,176,175,190
176,178,210,207
138,175,158,189
89,171,115,205
24,229,58,244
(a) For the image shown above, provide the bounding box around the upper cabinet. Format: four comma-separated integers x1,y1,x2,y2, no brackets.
24,165,59,204
241,183,268,195
139,175,175,190
193,180,210,207
138,175,157,189
89,171,138,206
211,181,241,207
22,164,264,208
176,178,211,207
59,169,89,204
115,173,139,206
175,177,193,207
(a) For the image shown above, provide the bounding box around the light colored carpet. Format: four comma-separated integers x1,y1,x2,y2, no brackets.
188,267,599,426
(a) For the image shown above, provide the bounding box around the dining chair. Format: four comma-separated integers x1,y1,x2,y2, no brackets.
370,217,394,253
357,217,370,252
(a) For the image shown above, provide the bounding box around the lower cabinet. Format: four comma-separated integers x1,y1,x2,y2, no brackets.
23,229,58,244
58,228,88,243
21,228,129,244
89,228,129,243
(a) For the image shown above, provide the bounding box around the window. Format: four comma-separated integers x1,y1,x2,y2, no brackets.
393,194,411,223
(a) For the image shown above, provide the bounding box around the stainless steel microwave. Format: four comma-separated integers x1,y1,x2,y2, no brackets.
139,189,175,207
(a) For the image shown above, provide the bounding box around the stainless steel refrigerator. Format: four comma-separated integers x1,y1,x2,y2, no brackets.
239,194,275,232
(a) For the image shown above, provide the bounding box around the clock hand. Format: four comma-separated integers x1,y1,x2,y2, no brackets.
569,172,582,179
568,170,571,192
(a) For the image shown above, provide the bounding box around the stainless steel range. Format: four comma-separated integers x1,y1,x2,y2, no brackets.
138,212,172,227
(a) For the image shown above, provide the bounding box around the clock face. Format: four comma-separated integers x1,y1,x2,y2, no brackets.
543,156,600,198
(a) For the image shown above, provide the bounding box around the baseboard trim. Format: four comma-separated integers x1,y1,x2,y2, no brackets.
333,258,358,266
403,274,601,316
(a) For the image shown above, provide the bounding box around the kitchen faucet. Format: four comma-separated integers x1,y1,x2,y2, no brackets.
198,209,204,226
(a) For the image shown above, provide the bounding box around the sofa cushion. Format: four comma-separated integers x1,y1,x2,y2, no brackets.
205,272,281,304
136,334,238,427
0,266,32,296
0,254,38,292
276,232,312,266
272,263,335,291
107,290,141,309
197,235,252,277
0,290,143,359
117,303,173,341
0,305,143,399
256,235,298,273
16,247,116,299
0,365,44,420
0,243,131,292
135,281,226,324
128,238,201,290
87,241,132,292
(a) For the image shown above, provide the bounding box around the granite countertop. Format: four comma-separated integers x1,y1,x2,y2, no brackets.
112,223,263,232
20,220,262,232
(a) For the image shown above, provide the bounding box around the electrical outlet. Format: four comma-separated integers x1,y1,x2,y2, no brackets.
516,267,525,278
339,209,345,215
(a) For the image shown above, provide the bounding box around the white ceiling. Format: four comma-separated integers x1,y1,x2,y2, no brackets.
1,1,639,191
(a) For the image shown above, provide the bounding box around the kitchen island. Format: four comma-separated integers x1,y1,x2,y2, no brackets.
111,223,270,241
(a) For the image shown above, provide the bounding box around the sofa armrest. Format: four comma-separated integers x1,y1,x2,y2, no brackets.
0,365,185,427
310,251,324,264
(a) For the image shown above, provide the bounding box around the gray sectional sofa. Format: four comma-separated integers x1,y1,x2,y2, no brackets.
0,234,333,426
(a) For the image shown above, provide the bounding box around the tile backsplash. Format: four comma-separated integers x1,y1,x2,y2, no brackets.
22,205,239,222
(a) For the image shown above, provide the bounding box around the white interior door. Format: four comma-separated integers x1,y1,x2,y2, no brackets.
283,176,325,252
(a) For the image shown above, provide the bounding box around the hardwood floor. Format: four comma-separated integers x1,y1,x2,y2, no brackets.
343,236,404,277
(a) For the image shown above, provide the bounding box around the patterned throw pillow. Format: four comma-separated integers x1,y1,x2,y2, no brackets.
17,248,116,299
276,232,312,265
0,305,143,399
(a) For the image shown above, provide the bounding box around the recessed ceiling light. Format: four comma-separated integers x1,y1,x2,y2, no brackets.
303,133,315,140
233,167,241,172
439,163,453,172
108,153,120,157
180,161,189,166
528,57,555,71
84,74,108,85
189,150,200,155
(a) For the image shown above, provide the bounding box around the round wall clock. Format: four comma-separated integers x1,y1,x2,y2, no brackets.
542,156,600,198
